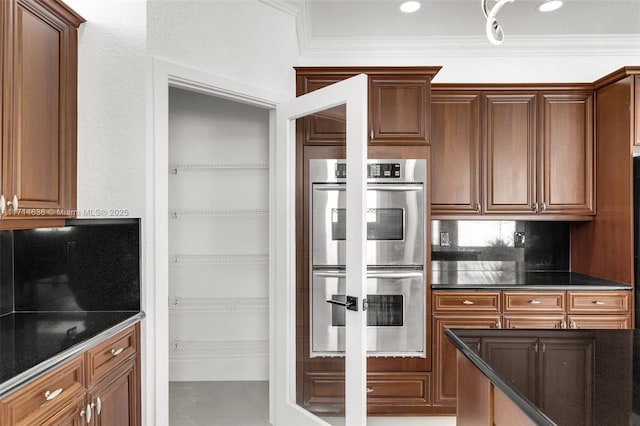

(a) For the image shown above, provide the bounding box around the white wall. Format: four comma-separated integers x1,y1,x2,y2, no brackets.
147,0,298,98
64,0,147,218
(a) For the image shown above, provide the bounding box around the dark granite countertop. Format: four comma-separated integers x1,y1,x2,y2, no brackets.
0,311,144,398
446,328,640,426
432,270,631,291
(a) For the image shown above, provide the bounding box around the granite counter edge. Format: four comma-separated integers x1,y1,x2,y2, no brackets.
0,311,146,399
444,328,556,426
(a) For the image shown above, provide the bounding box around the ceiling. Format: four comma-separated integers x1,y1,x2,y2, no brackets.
263,0,640,58
305,0,640,38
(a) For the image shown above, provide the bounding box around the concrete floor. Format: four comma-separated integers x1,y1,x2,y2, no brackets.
169,381,456,426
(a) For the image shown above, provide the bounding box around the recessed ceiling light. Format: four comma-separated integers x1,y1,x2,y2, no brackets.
399,1,421,13
538,0,563,12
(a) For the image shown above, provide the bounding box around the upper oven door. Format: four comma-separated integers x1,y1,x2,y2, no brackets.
312,182,424,267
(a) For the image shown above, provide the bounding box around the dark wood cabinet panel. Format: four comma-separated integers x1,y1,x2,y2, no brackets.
369,75,431,145
432,315,501,406
430,92,481,214
540,92,594,215
538,338,594,426
1,0,82,224
483,93,537,214
481,337,538,402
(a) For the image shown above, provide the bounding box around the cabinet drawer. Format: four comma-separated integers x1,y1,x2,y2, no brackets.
433,291,501,313
503,292,565,313
86,325,138,386
567,314,632,329
304,372,429,405
0,356,84,425
567,291,630,314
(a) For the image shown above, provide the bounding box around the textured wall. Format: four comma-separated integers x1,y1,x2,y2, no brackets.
64,0,147,219
148,0,298,98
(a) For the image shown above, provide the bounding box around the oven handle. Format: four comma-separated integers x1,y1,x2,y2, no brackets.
313,184,422,191
314,270,423,279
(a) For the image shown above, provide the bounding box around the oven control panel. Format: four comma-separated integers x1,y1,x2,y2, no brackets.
335,163,401,179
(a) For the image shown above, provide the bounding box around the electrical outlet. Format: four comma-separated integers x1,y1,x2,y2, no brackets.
514,232,525,248
440,232,450,247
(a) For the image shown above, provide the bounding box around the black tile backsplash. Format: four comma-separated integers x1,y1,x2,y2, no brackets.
432,220,570,271
0,219,140,315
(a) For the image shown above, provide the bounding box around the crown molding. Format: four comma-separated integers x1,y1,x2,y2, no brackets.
299,34,640,60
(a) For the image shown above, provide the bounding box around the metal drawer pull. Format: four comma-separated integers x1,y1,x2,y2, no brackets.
571,321,578,329
80,403,92,423
44,388,63,401
462,300,474,305
593,300,605,305
366,387,374,393
95,397,102,415
529,300,542,304
111,347,124,356
561,320,567,329
496,321,502,329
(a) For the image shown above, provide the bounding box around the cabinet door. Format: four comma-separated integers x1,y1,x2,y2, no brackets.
430,92,481,215
481,337,538,402
539,92,594,215
369,75,430,145
568,314,631,329
483,93,537,214
538,337,595,426
635,76,640,146
88,359,139,426
7,0,80,218
503,315,565,329
40,394,85,426
432,315,501,406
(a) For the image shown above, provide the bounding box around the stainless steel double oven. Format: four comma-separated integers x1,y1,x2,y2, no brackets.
309,159,426,358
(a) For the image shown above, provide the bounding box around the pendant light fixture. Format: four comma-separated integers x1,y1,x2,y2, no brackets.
481,0,564,45
481,0,515,45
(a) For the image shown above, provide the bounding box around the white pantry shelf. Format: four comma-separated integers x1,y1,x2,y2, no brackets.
169,340,268,361
170,254,268,265
169,162,268,174
170,209,268,219
169,296,268,313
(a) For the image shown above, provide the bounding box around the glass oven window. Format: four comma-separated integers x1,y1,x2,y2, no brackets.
331,208,404,241
330,294,404,327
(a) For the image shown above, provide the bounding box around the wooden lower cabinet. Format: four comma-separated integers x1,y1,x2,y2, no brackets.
503,314,565,329
0,324,140,426
432,315,501,407
568,314,631,329
87,359,139,426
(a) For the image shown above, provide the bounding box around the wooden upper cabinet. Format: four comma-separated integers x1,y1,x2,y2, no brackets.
539,92,594,215
369,75,431,145
430,91,481,215
483,92,537,215
295,67,440,146
635,76,640,146
2,0,83,222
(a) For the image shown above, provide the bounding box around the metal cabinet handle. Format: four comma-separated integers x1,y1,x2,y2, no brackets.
462,300,474,305
593,300,605,305
528,300,541,305
496,321,502,329
366,387,374,393
475,203,481,213
541,202,547,213
571,321,577,329
95,397,102,415
532,203,538,214
370,129,374,140
561,320,567,329
0,195,5,215
80,403,92,423
111,347,124,356
44,388,63,401
7,195,18,212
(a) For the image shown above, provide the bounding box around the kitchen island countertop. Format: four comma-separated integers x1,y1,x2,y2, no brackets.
446,328,640,425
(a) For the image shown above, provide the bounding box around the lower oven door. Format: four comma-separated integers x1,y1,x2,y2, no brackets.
311,268,425,358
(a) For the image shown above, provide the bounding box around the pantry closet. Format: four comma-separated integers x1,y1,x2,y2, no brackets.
167,87,270,424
